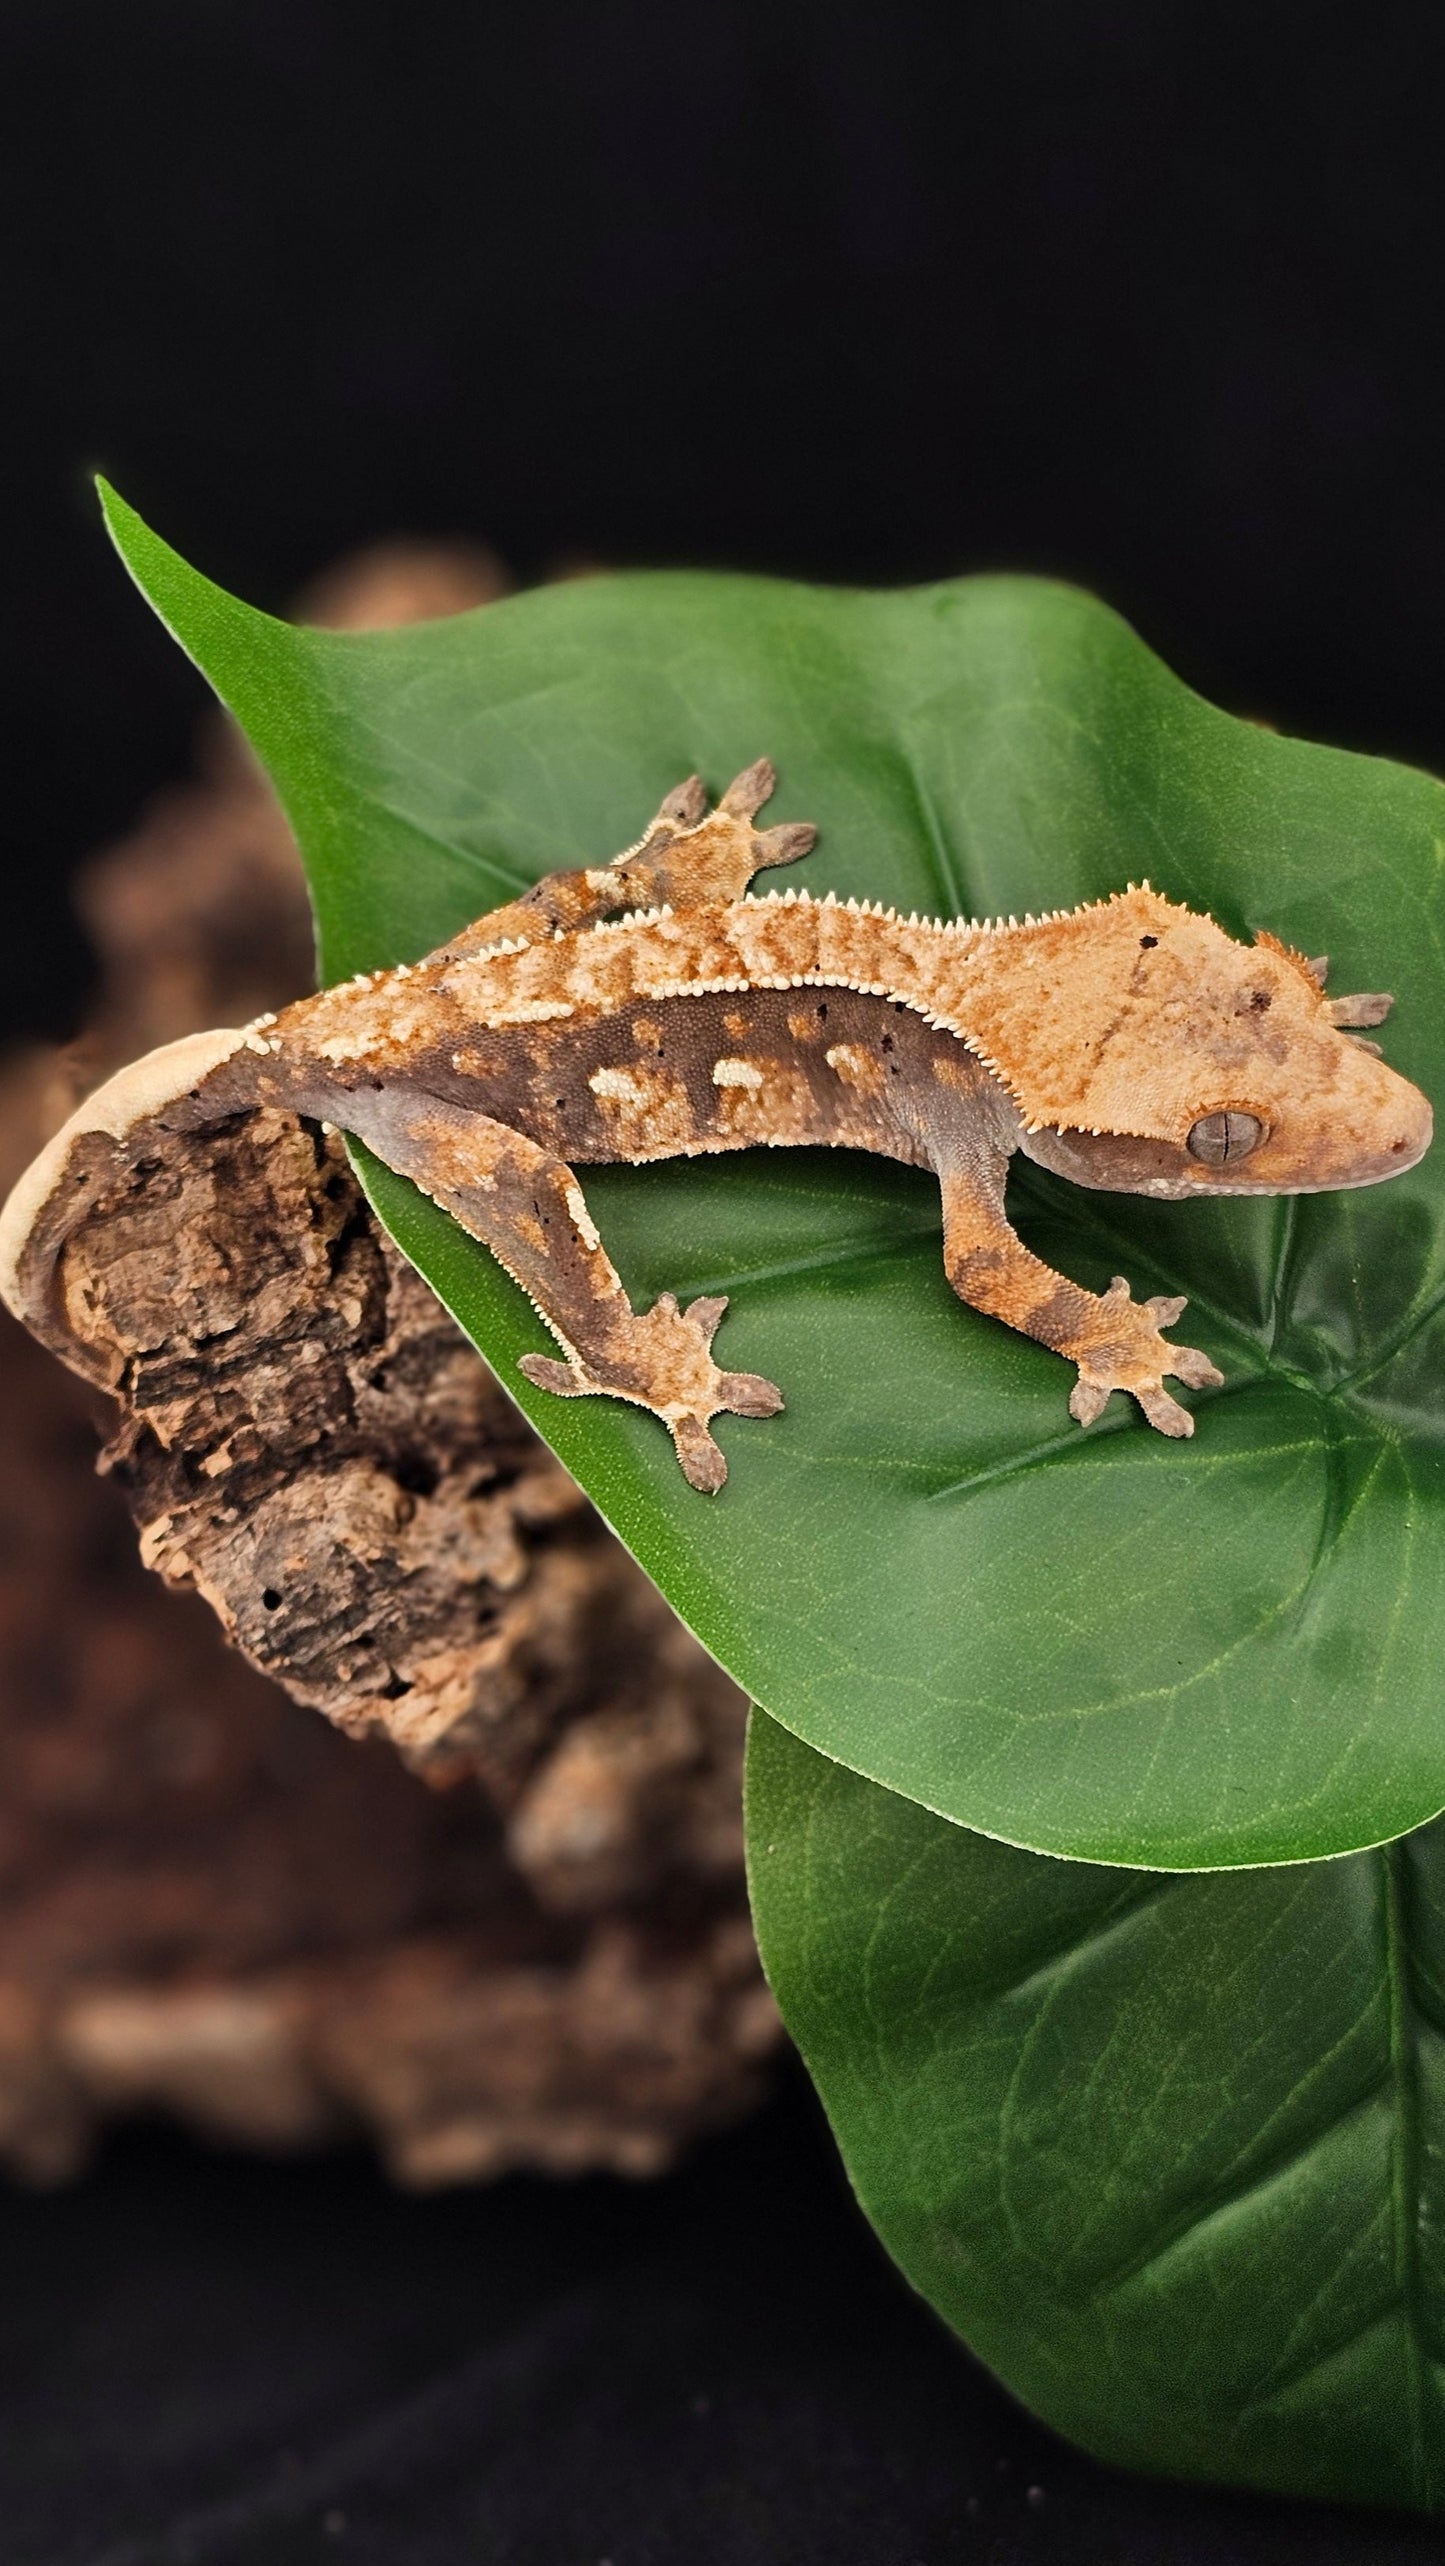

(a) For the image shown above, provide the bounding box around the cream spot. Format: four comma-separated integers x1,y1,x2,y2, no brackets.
713,1061,819,1144
589,1066,647,1103
563,1181,602,1251
315,1029,376,1064
488,997,576,1026
585,1063,698,1155
824,1042,884,1095
712,1057,764,1090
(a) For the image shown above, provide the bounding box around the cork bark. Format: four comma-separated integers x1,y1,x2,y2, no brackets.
0,543,776,2184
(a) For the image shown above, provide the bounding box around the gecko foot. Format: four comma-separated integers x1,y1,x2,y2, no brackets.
518,1290,784,1491
1067,1277,1224,1438
613,761,817,914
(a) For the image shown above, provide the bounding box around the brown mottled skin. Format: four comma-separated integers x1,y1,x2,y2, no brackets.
1,764,1432,1490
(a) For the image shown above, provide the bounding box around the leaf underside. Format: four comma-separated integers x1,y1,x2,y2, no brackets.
747,1707,1445,2513
101,483,1445,1870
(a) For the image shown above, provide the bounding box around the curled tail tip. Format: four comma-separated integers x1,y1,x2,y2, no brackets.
0,1026,250,1333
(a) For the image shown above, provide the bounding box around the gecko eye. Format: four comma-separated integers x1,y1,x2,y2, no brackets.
1186,1110,1265,1166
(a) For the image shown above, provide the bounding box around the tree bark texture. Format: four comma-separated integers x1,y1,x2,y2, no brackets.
0,544,776,2185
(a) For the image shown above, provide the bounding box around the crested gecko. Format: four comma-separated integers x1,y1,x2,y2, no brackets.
0,762,1431,1491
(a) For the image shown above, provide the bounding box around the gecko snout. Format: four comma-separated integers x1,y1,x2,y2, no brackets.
1294,1047,1433,1192
1388,1079,1433,1168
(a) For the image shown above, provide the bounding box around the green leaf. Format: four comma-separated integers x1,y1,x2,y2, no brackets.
99,481,1445,1869
746,1706,1445,2511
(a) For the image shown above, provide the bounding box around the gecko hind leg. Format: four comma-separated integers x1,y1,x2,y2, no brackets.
437,760,816,960
345,1087,782,1490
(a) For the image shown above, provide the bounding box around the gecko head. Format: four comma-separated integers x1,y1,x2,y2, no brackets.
1006,887,1432,1200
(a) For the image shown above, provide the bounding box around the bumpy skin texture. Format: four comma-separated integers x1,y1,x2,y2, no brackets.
1,764,1433,1489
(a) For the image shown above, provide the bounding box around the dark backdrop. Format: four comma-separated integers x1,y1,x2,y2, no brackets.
6,6,1445,2560
10,1,1445,1036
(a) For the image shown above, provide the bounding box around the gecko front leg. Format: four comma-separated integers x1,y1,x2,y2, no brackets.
343,1084,783,1490
934,1148,1223,1437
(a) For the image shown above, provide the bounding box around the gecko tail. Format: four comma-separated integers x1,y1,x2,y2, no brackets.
0,1026,256,1377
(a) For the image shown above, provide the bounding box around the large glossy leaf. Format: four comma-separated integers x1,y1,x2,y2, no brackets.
747,1706,1445,2511
100,482,1445,1869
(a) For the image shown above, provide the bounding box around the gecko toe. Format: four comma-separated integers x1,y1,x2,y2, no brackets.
655,773,708,830
720,1369,785,1418
1069,1378,1112,1428
684,1293,729,1344
518,1352,587,1398
673,1416,729,1492
1170,1344,1225,1391
757,821,818,869
1145,1292,1189,1328
1137,1384,1195,1437
720,758,776,818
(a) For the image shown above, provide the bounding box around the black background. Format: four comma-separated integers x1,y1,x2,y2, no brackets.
7,5,1445,2559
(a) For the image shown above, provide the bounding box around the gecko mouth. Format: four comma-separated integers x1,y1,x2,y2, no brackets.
1020,1083,1433,1198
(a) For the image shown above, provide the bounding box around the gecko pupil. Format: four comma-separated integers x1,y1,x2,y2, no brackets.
1186,1110,1265,1166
